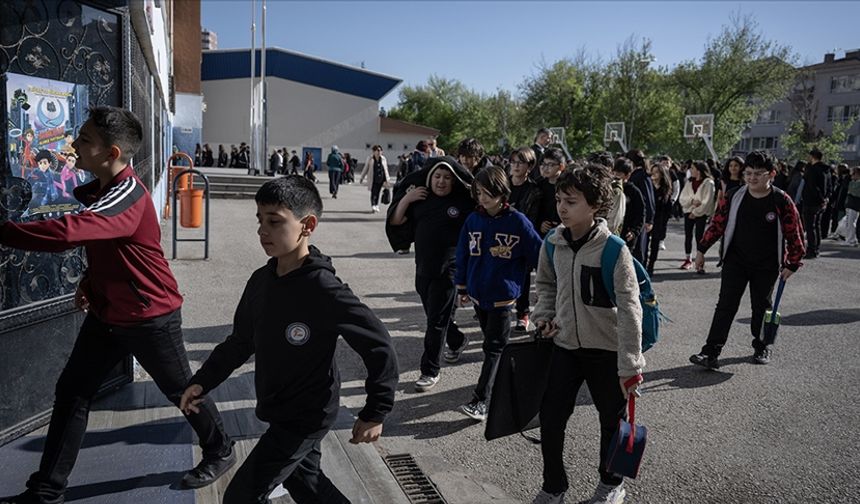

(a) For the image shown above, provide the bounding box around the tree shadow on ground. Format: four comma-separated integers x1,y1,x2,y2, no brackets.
738,308,860,327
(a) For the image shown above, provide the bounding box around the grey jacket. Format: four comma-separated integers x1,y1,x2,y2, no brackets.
533,221,645,377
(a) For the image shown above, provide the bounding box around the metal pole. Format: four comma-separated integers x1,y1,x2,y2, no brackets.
261,0,267,174
249,0,256,174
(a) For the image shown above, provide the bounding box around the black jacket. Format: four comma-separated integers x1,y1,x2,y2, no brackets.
629,168,655,224
385,156,474,252
621,182,646,241
189,247,398,437
802,161,832,207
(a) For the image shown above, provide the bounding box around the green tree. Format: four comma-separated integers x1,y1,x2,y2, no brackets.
597,37,685,155
519,57,605,157
781,119,853,163
387,76,468,152
671,13,796,158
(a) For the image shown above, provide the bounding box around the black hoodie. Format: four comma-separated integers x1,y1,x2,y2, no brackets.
189,246,398,438
385,156,474,252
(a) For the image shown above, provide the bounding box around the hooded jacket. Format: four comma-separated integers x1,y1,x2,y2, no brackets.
326,148,344,172
0,166,182,325
454,206,542,310
189,247,399,438
532,221,645,377
385,156,474,252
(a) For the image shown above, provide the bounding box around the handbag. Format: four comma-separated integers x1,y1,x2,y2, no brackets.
484,337,553,442
605,377,647,479
381,187,391,205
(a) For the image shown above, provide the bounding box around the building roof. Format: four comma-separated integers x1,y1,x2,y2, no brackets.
202,48,401,101
379,117,440,136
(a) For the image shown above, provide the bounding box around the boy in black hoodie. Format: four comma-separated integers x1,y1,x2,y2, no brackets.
180,176,398,503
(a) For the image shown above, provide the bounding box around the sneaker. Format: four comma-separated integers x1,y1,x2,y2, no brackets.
514,314,533,333
680,259,693,270
659,240,666,250
395,249,410,255
414,374,439,392
845,240,858,247
531,489,566,504
588,481,626,504
752,347,771,365
696,267,706,275
443,336,469,363
689,353,720,370
181,445,237,489
460,400,488,422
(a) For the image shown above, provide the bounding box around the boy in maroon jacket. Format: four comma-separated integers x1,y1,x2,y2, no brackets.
0,107,233,504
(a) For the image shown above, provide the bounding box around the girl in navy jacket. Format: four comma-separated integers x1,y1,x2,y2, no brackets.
454,166,542,421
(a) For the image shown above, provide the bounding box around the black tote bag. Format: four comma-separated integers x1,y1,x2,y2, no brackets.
485,338,553,441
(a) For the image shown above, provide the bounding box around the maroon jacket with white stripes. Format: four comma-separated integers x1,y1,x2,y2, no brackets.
0,166,183,325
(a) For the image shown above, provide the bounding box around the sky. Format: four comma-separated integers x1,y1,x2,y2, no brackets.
202,1,860,110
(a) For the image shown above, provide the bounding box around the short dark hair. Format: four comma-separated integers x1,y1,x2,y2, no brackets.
625,149,649,171
255,175,323,218
809,147,823,160
416,140,428,152
457,138,484,159
555,164,614,217
472,165,511,202
509,146,536,168
86,106,143,163
744,150,775,172
587,151,614,168
612,157,633,176
372,145,382,152
542,147,565,165
535,128,552,142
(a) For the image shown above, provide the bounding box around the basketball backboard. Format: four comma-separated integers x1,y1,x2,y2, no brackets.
604,122,627,151
549,127,572,161
684,114,714,139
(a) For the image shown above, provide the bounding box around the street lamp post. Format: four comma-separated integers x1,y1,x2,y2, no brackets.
628,56,655,151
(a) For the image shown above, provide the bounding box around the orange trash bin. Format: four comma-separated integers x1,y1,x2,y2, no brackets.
179,188,204,228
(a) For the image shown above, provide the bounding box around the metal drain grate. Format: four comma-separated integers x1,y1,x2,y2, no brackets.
383,453,447,504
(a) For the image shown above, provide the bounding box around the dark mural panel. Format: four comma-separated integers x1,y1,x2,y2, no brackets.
0,1,131,442
1,0,120,311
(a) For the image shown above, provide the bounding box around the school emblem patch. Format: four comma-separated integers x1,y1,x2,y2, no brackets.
447,206,460,218
285,322,311,346
766,212,777,223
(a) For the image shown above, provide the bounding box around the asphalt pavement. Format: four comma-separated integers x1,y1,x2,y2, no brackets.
168,174,860,504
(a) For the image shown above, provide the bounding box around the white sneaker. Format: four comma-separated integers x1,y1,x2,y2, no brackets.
372,205,380,213
588,481,626,504
845,240,858,246
414,374,439,392
532,489,566,504
659,240,666,250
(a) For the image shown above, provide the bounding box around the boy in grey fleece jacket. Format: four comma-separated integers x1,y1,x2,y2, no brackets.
530,165,645,504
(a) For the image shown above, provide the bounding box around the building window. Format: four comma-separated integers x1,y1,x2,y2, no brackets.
826,104,860,122
751,137,778,150
387,144,393,150
843,135,858,152
404,144,409,150
831,75,860,93
756,110,781,124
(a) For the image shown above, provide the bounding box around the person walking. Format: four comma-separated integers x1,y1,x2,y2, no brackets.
801,148,832,258
217,144,228,167
360,145,392,213
679,161,716,273
647,161,673,275
326,145,344,198
689,151,805,369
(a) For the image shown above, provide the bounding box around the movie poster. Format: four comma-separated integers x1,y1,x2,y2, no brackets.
5,73,91,219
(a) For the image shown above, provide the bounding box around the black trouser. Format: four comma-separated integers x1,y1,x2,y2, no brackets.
223,423,349,504
472,307,511,403
647,213,670,273
370,181,383,206
684,214,708,255
539,347,626,494
515,269,532,319
328,170,342,196
416,274,466,377
802,205,823,254
701,260,780,357
25,310,230,502
634,228,649,265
